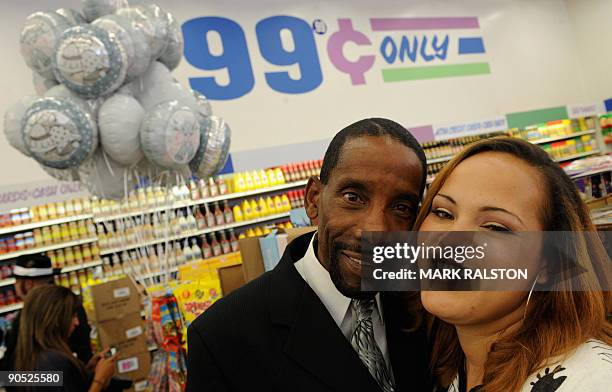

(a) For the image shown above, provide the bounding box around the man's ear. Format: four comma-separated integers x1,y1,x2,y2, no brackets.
304,176,323,226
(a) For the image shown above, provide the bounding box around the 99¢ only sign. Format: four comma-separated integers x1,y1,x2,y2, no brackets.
182,16,490,100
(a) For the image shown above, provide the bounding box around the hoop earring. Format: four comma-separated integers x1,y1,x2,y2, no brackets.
523,272,540,321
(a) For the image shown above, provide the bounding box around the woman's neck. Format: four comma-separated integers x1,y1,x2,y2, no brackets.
456,304,525,390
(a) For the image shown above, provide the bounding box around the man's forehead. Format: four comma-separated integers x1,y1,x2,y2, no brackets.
336,135,418,168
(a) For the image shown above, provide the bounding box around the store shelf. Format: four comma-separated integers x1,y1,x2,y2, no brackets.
0,302,23,314
94,180,308,223
0,214,94,236
100,212,290,255
555,150,601,163
0,278,15,288
528,130,596,145
569,165,612,179
427,156,453,164
0,237,98,262
61,260,103,273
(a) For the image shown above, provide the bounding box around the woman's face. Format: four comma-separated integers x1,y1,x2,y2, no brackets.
420,152,546,327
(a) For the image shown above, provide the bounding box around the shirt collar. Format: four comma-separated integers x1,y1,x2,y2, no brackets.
298,232,384,326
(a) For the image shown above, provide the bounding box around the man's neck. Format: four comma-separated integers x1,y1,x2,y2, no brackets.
455,304,524,390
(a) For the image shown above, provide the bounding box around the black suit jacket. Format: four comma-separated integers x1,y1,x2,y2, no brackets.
186,232,432,392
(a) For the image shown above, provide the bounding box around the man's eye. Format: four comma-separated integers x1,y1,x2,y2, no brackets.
393,203,413,216
432,208,453,220
342,192,363,204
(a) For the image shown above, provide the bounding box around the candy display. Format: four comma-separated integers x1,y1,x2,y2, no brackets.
5,1,231,199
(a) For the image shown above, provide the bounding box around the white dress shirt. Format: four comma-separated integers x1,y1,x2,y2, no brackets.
294,232,393,374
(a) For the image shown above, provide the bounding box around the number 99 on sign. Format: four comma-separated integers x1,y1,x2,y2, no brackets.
182,16,323,100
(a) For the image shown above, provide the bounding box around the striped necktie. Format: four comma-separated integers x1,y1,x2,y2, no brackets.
350,299,395,392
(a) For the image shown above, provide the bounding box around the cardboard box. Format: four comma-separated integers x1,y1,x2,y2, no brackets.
98,312,147,357
218,264,245,295
116,351,151,382
90,277,142,322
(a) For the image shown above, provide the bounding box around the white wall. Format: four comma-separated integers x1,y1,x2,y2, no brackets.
566,0,612,103
0,0,601,187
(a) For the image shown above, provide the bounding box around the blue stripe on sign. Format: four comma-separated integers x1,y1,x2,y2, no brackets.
458,37,486,54
605,98,612,113
218,154,234,175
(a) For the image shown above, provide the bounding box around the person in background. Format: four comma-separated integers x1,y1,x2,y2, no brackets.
187,118,432,391
0,254,92,371
14,285,118,392
414,137,611,391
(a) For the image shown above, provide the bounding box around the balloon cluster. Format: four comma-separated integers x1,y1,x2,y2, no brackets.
4,0,231,199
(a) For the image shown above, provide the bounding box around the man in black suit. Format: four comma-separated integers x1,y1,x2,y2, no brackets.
186,118,431,392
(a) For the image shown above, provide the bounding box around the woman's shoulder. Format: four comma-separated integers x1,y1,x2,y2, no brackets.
522,339,612,391
36,350,78,371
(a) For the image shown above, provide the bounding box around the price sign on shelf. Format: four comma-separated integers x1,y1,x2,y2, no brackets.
433,116,507,141
567,103,605,119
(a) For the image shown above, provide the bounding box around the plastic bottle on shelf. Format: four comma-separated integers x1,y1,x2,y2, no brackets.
175,245,186,266
208,177,219,197
201,235,213,259
245,228,256,238
217,177,228,195
258,197,269,217
48,251,58,269
189,179,201,200
228,229,239,252
191,238,202,261
223,202,234,224
74,246,84,265
252,171,262,189
238,232,246,240
47,203,58,220
83,244,92,262
241,200,252,221
50,225,61,244
263,226,272,235
56,201,66,218
33,228,43,247
219,231,231,254
267,169,278,187
210,234,222,257
275,167,285,184
77,220,88,239
233,204,244,222
38,204,49,221
56,248,66,268
178,210,189,235
254,227,264,237
232,173,246,193
259,170,269,188
186,211,197,232
266,196,277,215
273,195,284,213
205,204,216,228
281,194,291,212
250,199,260,219
195,207,206,229
244,172,254,191
60,224,70,242
214,202,225,226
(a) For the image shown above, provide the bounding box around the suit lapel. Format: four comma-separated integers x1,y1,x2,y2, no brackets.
270,233,380,392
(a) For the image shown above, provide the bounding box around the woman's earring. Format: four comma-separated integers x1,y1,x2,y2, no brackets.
523,272,540,321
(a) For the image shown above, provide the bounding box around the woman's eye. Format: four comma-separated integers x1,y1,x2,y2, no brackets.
483,223,511,232
342,192,363,204
432,208,453,220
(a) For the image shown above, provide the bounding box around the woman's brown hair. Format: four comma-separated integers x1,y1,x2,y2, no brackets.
15,285,86,377
414,137,612,392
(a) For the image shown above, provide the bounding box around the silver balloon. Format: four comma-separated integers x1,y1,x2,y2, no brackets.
98,93,145,165
128,61,172,97
32,72,59,96
53,25,128,98
116,5,168,60
190,116,231,179
20,12,72,79
191,90,212,118
3,96,37,157
44,85,102,118
140,101,200,170
158,11,183,70
55,8,86,25
21,97,98,169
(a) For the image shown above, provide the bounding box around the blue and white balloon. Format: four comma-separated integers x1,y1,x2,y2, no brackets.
55,8,86,25
98,93,145,165
190,116,231,179
53,25,128,98
3,96,38,157
21,97,98,169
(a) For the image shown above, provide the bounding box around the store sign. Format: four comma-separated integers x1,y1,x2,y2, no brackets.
182,16,489,100
0,180,87,212
567,103,605,119
433,117,507,141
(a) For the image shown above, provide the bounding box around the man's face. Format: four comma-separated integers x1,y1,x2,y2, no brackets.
305,135,423,299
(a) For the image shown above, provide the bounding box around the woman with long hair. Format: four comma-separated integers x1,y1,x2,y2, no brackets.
414,137,611,391
15,285,118,391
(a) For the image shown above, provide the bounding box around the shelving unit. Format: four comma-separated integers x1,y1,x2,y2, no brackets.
94,180,307,223
528,129,596,145
427,155,454,164
99,212,290,256
0,302,23,314
0,214,94,236
0,237,98,262
555,150,600,163
0,259,103,289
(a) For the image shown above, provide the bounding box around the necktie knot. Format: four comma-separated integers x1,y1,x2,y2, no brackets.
351,299,375,321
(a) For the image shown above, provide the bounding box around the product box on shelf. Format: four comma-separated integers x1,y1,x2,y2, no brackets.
97,312,148,357
89,277,141,322
116,351,152,382
218,264,245,295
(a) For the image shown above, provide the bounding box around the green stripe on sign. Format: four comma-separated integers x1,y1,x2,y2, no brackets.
382,62,491,82
506,107,569,129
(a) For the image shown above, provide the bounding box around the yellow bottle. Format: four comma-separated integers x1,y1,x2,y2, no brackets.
242,200,253,220
238,233,246,239
267,169,278,186
262,226,271,235
259,170,269,188
56,249,66,268
245,228,256,237
275,168,285,184
250,199,260,219
51,225,61,244
233,173,247,193
244,172,254,190
254,227,264,237
285,221,293,229
281,194,291,212
65,247,75,266
274,195,284,213
60,224,71,242
252,171,262,189
258,198,269,217
266,196,277,215
233,205,244,222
